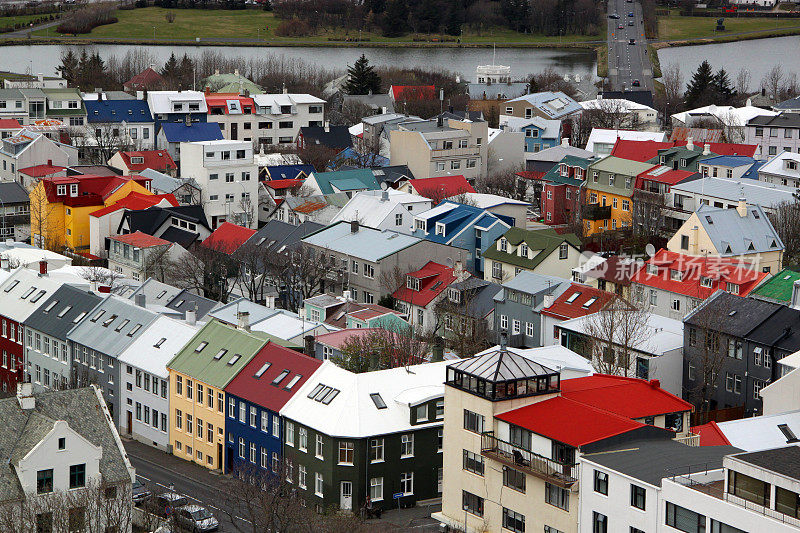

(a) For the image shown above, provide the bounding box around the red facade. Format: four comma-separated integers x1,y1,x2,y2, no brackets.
0,317,23,393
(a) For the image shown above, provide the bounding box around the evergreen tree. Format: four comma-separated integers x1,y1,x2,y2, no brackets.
445,5,463,36
713,68,735,104
381,0,409,37
161,53,181,85
57,50,79,86
685,60,715,108
343,54,382,95
178,54,195,89
415,0,441,34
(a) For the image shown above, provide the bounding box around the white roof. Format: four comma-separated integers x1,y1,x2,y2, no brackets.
252,93,325,107
415,201,458,221
585,129,667,152
117,315,198,378
248,311,330,341
473,344,594,378
559,312,683,355
759,151,800,179
579,98,656,113
672,104,777,128
671,177,798,210
146,91,208,114
778,350,800,371
280,359,454,438
0,245,71,269
460,192,528,208
348,123,364,137
331,189,431,228
571,252,609,275
717,409,800,452
0,268,85,323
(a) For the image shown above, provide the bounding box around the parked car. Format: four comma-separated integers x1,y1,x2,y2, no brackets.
609,13,620,18
143,492,190,517
132,479,151,505
628,11,634,16
174,504,220,532
618,24,624,29
628,20,634,26
629,38,636,45
632,79,641,87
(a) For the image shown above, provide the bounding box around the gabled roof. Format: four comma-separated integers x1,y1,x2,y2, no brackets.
331,189,431,229
118,315,198,379
164,289,220,319
67,295,159,356
124,67,163,90
541,283,615,320
0,268,82,324
584,255,639,286
390,85,436,101
716,409,800,452
392,261,457,307
408,175,475,199
0,119,21,130
244,219,324,255
748,112,800,128
698,154,757,168
122,204,210,236
311,168,380,195
299,125,352,150
750,268,800,304
202,222,256,254
23,284,102,339
692,421,731,446
204,92,255,114
559,311,684,356
85,99,153,123
159,122,223,143
587,129,667,154
744,305,800,353
636,165,698,187
0,181,31,204
90,192,177,218
264,164,315,181
314,327,386,349
694,203,783,256
611,139,758,162
559,374,693,418
110,231,171,249
483,227,581,271
41,174,151,206
225,341,322,412
415,201,508,245
114,150,175,172
684,289,780,336
302,221,422,262
502,116,561,138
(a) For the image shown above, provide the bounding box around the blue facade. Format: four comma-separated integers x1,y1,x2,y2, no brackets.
225,393,283,476
523,122,561,153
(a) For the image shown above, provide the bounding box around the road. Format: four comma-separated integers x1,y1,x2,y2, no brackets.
606,0,654,92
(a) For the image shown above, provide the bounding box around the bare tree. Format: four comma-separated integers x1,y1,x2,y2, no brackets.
474,165,526,200
297,142,340,172
631,189,666,240
434,290,492,357
583,296,650,377
768,198,800,266
263,245,338,312
337,99,375,127
79,262,125,289
334,323,429,372
684,293,730,421
735,68,752,98
232,241,278,304
69,123,134,165
166,241,241,303
762,65,785,102
29,185,62,252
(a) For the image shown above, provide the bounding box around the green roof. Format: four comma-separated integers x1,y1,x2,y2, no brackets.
483,227,581,270
750,269,800,303
167,319,292,389
540,155,593,187
201,73,262,93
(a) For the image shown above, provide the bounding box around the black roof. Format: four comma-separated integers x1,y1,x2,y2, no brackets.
744,305,800,352
684,291,780,336
601,90,655,109
733,446,800,481
0,182,29,204
299,125,353,150
121,205,209,235
165,289,219,319
245,219,324,252
748,113,800,128
23,285,102,339
159,226,199,248
585,439,741,486
372,165,415,186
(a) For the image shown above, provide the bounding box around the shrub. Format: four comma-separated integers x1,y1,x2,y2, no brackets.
166,10,176,22
56,3,117,34
274,18,312,37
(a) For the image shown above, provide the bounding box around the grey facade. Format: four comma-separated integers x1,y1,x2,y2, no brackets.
23,285,102,393
745,113,800,157
68,295,159,425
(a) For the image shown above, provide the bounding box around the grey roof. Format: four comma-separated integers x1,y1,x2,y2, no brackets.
506,91,582,119
448,346,557,382
165,289,220,319
496,271,571,297
138,168,184,193
467,82,529,100
0,88,23,99
695,203,784,256
449,278,503,319
23,285,103,339
305,294,344,309
207,297,281,326
371,165,415,186
526,143,594,163
774,95,800,110
585,439,741,487
246,219,323,253
671,177,797,210
129,278,182,307
684,290,780,336
302,221,422,262
67,295,159,356
749,113,800,127
732,446,800,481
0,387,131,502
342,93,394,113
0,182,29,204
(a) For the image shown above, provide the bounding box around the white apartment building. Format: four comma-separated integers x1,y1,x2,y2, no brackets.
250,92,325,148
179,140,259,228
118,315,198,451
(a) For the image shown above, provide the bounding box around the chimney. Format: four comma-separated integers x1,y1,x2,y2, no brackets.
214,69,220,76
37,73,43,83
350,220,359,233
17,382,34,410
686,137,694,151
343,290,351,301
38,260,47,276
792,279,800,309
380,189,389,202
737,197,747,218
135,293,146,308
703,143,710,156
543,292,556,308
561,137,570,147
89,280,98,293
691,225,699,255
186,306,197,326
304,335,315,357
746,97,752,107
436,115,443,128
431,337,444,362
237,311,250,332
204,86,210,96
649,379,660,389
47,159,52,166
324,121,330,133
234,68,239,76
136,90,144,100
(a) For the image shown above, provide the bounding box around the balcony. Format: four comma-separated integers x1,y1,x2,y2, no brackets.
481,432,578,487
583,203,611,221
673,432,700,447
430,146,480,159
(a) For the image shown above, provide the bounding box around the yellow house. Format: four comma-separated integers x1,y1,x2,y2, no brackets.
166,319,272,471
30,174,152,251
583,157,653,236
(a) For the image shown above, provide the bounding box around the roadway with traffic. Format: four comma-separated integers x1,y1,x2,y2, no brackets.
606,0,655,92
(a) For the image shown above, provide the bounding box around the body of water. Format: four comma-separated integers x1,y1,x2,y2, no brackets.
1,43,598,82
657,35,800,90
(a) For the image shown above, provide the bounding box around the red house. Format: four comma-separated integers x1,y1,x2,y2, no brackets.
535,156,591,226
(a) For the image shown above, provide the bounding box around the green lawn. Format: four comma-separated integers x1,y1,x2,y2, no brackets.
33,6,604,45
658,10,800,41
0,13,59,31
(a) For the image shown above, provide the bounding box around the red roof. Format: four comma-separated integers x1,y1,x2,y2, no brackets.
89,191,178,218
392,261,457,307
559,374,693,419
584,255,637,286
224,341,322,412
265,179,303,190
541,283,615,320
124,67,164,90
497,396,647,447
409,175,475,200
110,231,170,248
515,170,547,182
0,119,22,130
631,249,767,300
390,85,436,101
635,166,698,188
680,141,758,157
692,421,731,446
611,139,759,163
19,163,67,177
203,222,256,254
204,93,255,114
314,328,387,350
41,174,151,206
115,150,176,172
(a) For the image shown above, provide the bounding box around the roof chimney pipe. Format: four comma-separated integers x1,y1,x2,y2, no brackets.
686,137,694,151
17,382,34,410
237,311,250,332
186,306,197,326
737,198,748,218
135,293,146,308
38,260,47,276
350,220,359,233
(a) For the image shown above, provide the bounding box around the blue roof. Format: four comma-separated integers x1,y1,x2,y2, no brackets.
416,202,508,245
311,168,380,195
160,122,223,142
265,165,315,180
700,155,756,168
85,99,153,123
742,160,766,180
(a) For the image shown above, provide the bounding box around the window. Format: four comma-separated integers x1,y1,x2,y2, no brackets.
416,404,428,422
594,470,608,495
492,261,503,279
370,477,384,501
463,410,484,433
503,508,525,533
559,242,568,260
299,428,308,451
503,466,525,492
338,441,354,465
665,502,705,533
631,484,646,510
401,434,414,457
592,512,607,533
462,490,484,517
463,450,484,475
37,469,54,494
545,482,569,510
315,473,324,497
315,434,324,458
69,464,86,489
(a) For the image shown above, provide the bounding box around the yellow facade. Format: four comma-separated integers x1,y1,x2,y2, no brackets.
583,190,633,236
168,369,227,471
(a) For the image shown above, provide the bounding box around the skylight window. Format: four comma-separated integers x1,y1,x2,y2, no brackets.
705,216,714,224
272,369,290,385
115,319,130,332
320,388,340,404
752,209,760,219
284,374,302,390
174,299,185,308
778,423,799,443
227,354,242,366
43,300,58,313
565,291,581,304
57,305,72,318
91,310,105,322
370,393,387,409
20,287,35,299
254,362,272,378
157,290,167,299
3,280,19,292
127,324,142,337
582,297,597,309
308,384,325,399
30,290,46,303
154,338,167,348
195,341,208,352
102,314,118,327
72,311,86,323
214,349,228,360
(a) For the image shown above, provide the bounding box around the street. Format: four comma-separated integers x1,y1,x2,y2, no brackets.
606,0,654,92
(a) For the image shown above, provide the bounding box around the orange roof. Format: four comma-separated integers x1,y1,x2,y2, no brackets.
203,222,256,254
124,67,163,90
89,191,178,218
0,119,21,130
541,283,615,320
409,175,475,199
115,150,176,172
19,163,67,177
293,199,328,214
204,92,255,113
110,231,170,248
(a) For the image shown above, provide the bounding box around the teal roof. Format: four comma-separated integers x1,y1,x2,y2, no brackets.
540,155,594,187
312,169,380,195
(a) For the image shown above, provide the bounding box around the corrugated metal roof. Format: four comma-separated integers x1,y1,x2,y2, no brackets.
118,315,198,379
302,221,421,262
24,284,102,339
67,295,159,356
695,203,784,256
672,177,797,209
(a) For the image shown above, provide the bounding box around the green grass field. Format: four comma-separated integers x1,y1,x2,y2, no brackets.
32,6,604,45
658,10,800,41
0,13,59,30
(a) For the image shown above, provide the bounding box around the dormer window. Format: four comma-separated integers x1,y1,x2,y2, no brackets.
787,160,798,170
727,283,740,295
435,222,445,236
670,269,683,281
647,264,659,275
57,185,66,196
520,244,529,257
499,238,508,252
69,184,78,196
659,155,665,165
415,219,426,232
559,164,568,176
406,276,420,291
608,174,615,187
449,288,461,303
130,157,144,165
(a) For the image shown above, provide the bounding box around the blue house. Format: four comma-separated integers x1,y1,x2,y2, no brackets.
157,122,223,163
413,201,511,274
502,116,562,153
223,341,322,475
85,98,156,151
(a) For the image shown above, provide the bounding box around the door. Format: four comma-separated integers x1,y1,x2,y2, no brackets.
218,443,223,472
340,481,353,510
127,411,132,435
231,122,238,140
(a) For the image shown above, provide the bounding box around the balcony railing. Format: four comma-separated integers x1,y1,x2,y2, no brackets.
430,146,480,158
724,492,800,528
481,432,578,487
673,432,700,447
583,203,611,221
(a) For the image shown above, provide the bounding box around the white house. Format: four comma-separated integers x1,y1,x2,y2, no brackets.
0,129,78,187
758,150,800,188
330,189,432,234
584,128,666,156
249,92,326,148
579,97,659,128
179,140,259,228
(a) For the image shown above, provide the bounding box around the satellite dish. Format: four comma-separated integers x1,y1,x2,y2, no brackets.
380,182,388,191
645,243,656,257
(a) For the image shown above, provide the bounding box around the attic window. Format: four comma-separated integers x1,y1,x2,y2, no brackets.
43,300,58,313
406,276,420,292
370,393,387,409
214,349,228,360
157,290,167,299
566,291,581,304
30,290,46,303
728,310,737,317
254,362,271,378
272,369,290,386
582,297,597,309
195,341,208,352
3,280,19,292
435,222,445,236
752,210,760,219
115,319,130,332
308,384,325,399
130,157,144,165
320,388,340,404
174,299,185,308
227,354,242,366
127,324,142,337
154,338,167,348
772,240,778,248
20,287,35,299
748,242,755,251
700,276,713,288
778,423,799,443
705,216,714,224
57,305,72,317
102,314,118,327
72,311,86,323
91,310,105,322
284,374,302,390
